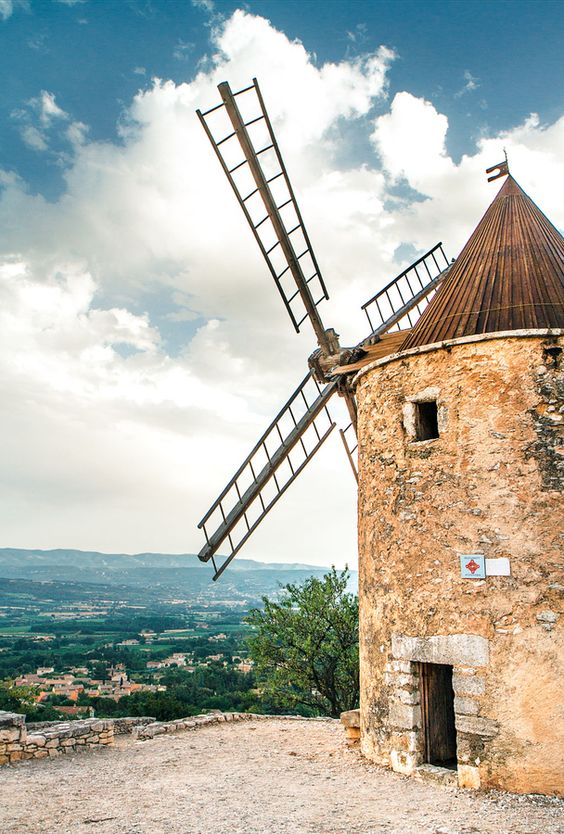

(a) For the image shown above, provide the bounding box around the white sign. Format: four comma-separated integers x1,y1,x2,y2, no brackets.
485,557,511,576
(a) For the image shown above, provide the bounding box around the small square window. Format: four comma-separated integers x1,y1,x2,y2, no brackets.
415,400,439,441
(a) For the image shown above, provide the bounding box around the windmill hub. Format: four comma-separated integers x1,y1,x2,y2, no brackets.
308,329,354,384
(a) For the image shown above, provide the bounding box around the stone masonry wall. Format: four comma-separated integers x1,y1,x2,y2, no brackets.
0,711,114,764
356,333,563,796
0,710,336,766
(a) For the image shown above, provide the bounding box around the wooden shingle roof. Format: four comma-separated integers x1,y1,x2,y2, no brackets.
400,175,564,351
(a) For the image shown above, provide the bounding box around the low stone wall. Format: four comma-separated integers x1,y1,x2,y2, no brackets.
110,716,156,735
135,712,336,740
0,710,114,764
0,710,336,764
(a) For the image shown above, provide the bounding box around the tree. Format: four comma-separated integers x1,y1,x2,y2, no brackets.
246,568,359,718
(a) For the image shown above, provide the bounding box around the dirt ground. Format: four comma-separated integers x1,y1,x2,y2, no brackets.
1,718,562,834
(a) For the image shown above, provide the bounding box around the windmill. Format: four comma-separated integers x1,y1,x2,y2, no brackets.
195,78,451,581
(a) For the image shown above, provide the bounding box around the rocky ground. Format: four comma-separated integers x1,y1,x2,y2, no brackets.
1,718,562,834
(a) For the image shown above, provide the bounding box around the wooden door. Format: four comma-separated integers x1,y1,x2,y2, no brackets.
419,663,457,767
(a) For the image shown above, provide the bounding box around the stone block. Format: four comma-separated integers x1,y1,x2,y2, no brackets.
392,633,489,667
0,711,25,729
455,715,499,738
0,755,8,765
452,674,485,696
415,763,458,787
33,750,49,759
390,749,417,775
388,702,421,730
0,728,22,743
454,696,479,715
27,734,46,747
6,743,23,752
9,751,24,761
398,689,420,705
385,660,413,674
340,709,360,729
46,739,59,748
345,726,361,741
458,764,481,789
390,731,419,753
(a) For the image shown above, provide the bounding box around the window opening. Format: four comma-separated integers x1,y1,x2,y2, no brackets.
415,400,439,441
418,662,457,769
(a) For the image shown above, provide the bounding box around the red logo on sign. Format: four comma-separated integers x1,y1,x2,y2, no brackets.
465,559,480,574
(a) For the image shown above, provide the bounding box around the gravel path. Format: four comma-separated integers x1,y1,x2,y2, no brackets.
1,719,562,834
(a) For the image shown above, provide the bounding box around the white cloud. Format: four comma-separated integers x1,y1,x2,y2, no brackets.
192,0,214,11
371,92,564,259
0,0,13,20
35,90,68,126
66,120,89,146
0,10,562,566
20,125,48,151
12,90,70,153
455,69,479,98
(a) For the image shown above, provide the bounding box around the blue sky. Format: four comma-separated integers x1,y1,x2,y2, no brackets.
0,0,562,564
2,0,563,198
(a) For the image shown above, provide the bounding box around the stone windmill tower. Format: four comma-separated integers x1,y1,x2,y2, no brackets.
195,80,563,794
355,169,563,795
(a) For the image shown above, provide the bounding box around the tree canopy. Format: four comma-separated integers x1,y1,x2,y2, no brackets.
246,568,359,718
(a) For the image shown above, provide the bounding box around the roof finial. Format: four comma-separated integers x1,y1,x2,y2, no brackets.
486,151,510,183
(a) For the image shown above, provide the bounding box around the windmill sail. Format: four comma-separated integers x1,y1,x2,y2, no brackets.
361,243,451,340
197,79,333,355
198,372,337,581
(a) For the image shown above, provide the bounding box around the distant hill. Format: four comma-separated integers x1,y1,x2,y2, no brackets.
0,548,357,602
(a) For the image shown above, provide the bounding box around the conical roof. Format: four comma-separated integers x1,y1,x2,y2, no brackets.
400,175,564,351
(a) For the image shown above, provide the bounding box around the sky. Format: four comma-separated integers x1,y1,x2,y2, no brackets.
0,0,563,570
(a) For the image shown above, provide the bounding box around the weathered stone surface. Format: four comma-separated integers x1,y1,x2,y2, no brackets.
458,764,481,790
455,715,499,738
0,711,25,729
392,634,489,667
452,674,485,696
415,763,458,787
340,709,360,729
0,728,21,743
358,334,564,795
390,749,417,775
388,702,421,730
454,696,479,716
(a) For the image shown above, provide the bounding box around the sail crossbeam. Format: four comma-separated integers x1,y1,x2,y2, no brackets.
197,79,331,353
197,372,337,581
361,243,451,339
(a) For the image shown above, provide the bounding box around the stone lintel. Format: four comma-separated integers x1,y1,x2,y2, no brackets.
392,633,489,667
